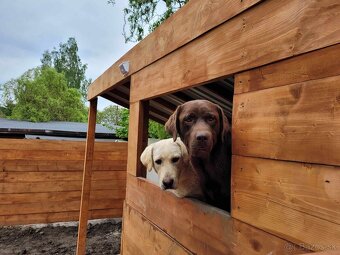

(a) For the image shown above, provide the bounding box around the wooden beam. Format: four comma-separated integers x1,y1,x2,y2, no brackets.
125,175,308,255
130,0,340,102
122,202,193,255
235,44,340,94
232,75,340,166
127,101,149,177
87,0,263,100
232,155,340,250
76,98,98,255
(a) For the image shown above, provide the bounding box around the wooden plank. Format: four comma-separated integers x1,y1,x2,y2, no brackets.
0,199,124,216
122,202,192,255
87,0,263,100
0,180,126,193
130,0,340,102
1,160,127,172
232,76,340,166
0,190,125,204
125,175,307,255
232,156,340,250
127,101,149,177
235,44,340,94
0,139,127,151
0,209,122,226
77,98,97,255
0,149,127,161
0,171,126,182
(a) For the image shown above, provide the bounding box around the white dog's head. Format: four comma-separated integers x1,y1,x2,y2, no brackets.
140,138,189,190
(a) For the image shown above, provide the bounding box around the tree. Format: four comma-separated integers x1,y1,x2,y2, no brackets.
97,105,123,130
115,108,129,139
41,37,91,99
108,0,189,42
114,108,169,140
1,67,87,122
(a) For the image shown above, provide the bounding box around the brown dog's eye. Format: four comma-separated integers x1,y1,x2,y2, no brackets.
207,115,215,122
171,157,180,163
184,114,195,123
155,159,162,165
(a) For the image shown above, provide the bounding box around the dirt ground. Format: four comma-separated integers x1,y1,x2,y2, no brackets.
0,219,121,255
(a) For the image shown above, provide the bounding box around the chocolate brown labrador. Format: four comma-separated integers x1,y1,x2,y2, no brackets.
165,100,231,211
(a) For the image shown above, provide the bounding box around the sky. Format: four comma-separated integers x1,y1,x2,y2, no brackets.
0,0,136,110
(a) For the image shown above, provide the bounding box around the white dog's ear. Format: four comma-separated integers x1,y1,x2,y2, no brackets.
140,144,154,172
175,138,189,162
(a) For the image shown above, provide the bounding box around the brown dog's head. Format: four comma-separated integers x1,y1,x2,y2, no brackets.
165,100,229,159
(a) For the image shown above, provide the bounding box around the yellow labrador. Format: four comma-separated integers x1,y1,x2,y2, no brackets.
140,138,202,198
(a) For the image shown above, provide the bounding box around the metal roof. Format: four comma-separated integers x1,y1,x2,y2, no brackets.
0,118,118,138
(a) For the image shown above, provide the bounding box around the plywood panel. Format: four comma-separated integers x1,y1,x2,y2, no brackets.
232,156,340,250
125,175,307,255
130,0,340,102
122,203,192,255
235,44,340,94
87,0,263,99
232,76,340,166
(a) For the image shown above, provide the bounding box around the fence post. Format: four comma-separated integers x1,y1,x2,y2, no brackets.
76,97,97,255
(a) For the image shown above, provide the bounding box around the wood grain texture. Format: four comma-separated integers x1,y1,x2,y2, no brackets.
232,155,340,251
301,251,340,255
77,98,97,255
127,101,149,177
0,117,128,227
125,175,307,255
0,180,126,194
122,203,192,255
0,209,122,226
130,0,340,102
87,0,263,99
232,75,340,166
235,44,340,94
0,160,127,172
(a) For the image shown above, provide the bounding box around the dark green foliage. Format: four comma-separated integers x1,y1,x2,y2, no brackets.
97,105,124,130
115,108,129,139
114,108,169,140
1,67,87,122
109,0,189,42
148,120,170,139
41,37,91,99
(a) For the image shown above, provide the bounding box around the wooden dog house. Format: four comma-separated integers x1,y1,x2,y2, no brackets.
76,0,340,254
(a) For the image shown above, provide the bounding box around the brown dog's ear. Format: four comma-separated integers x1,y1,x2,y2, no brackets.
140,144,154,172
165,105,181,141
217,105,230,142
175,138,189,162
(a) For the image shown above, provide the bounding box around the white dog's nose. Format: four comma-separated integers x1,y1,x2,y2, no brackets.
162,178,174,189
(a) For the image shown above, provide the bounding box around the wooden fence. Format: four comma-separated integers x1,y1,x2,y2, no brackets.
0,139,127,226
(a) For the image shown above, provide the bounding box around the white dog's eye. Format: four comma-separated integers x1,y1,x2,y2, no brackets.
172,157,180,163
155,159,162,165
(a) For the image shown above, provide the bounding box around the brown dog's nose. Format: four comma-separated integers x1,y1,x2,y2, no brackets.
196,132,208,142
162,179,174,189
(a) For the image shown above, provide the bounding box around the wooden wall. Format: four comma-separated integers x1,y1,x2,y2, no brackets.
232,44,340,251
0,139,127,226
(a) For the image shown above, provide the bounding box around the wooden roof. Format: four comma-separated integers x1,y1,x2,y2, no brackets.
101,77,234,124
